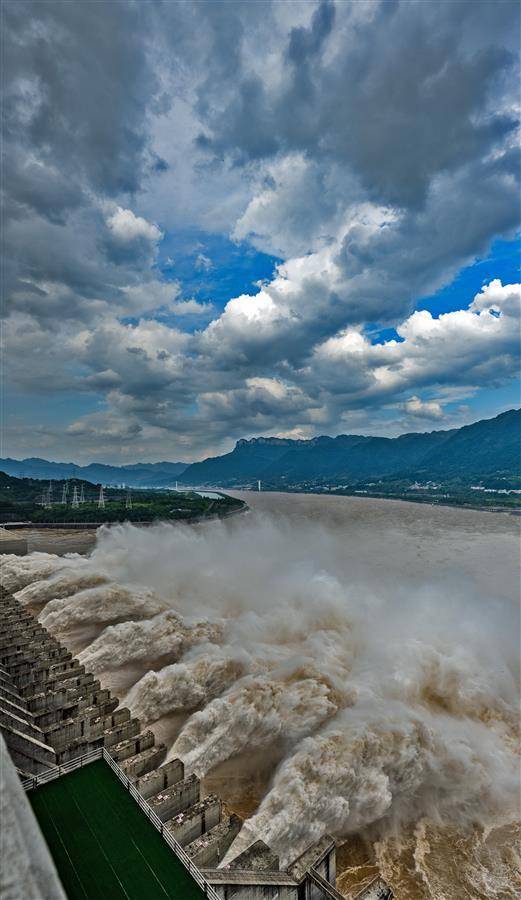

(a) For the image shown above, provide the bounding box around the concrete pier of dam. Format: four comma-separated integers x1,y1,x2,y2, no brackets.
0,586,393,900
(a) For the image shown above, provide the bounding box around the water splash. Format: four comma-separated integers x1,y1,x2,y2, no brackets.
4,509,519,891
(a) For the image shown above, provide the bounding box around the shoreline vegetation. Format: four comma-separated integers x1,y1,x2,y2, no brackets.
0,472,245,527
255,482,521,513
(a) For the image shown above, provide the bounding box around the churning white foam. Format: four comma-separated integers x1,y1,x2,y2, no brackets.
3,511,519,869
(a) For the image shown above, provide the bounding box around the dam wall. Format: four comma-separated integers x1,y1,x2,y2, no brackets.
0,585,393,900
0,734,66,900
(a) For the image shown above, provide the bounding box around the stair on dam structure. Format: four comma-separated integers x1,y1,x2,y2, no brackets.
0,588,153,774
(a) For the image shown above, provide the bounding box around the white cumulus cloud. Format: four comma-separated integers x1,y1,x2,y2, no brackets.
106,207,162,244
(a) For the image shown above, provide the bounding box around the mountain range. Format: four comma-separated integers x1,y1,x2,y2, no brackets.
0,458,187,488
178,409,520,487
2,409,519,490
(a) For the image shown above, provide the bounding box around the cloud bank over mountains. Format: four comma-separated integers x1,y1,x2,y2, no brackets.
3,0,520,462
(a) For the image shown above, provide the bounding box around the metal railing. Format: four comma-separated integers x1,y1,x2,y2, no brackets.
21,747,103,790
22,748,221,900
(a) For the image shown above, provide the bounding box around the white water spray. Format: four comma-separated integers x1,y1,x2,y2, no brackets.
3,511,519,871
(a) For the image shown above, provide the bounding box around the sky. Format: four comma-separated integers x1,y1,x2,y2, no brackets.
2,0,520,464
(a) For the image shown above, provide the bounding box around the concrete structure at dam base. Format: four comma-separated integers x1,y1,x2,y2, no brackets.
0,586,393,900
0,528,28,556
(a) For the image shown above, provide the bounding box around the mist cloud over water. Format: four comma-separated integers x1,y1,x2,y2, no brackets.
3,508,519,869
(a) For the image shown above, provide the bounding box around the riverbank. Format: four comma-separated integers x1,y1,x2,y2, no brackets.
1,497,248,556
1,499,248,530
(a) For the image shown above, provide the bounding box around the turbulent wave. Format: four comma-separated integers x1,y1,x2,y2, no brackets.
40,584,167,633
126,645,248,724
222,703,518,866
3,511,519,894
78,611,223,674
172,670,342,776
1,551,78,594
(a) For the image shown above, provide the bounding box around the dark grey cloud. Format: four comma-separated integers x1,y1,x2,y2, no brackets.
4,156,84,225
334,149,520,317
2,0,175,323
3,206,163,321
3,0,163,199
197,0,519,209
286,0,336,67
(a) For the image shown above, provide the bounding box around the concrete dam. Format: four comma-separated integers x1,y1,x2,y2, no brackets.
0,584,393,900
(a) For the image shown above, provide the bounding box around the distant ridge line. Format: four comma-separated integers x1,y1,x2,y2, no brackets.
2,409,519,489
178,409,521,488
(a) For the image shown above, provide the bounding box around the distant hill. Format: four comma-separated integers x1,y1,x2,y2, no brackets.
0,457,187,487
3,409,519,492
179,409,521,487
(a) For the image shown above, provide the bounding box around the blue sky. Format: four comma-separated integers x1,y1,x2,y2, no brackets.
158,232,281,316
419,238,521,317
358,237,521,337
3,0,520,463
